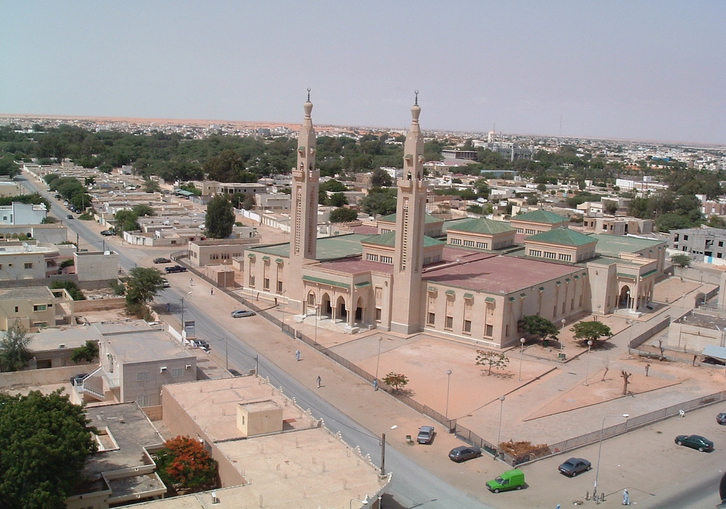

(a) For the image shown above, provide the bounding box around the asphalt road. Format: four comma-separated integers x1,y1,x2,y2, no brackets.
19,173,491,508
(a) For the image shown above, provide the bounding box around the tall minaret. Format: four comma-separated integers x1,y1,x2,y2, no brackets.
390,92,428,334
288,89,319,305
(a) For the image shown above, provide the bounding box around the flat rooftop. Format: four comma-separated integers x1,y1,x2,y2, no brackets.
99,325,194,364
423,247,580,294
0,286,59,301
27,326,102,351
163,377,318,442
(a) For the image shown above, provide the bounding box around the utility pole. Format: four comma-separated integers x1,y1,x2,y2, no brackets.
76,232,79,253
380,433,386,476
224,338,228,370
255,355,259,375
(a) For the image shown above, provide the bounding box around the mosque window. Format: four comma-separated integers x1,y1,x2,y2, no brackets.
427,312,435,326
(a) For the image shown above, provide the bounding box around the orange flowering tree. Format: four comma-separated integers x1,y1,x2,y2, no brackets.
154,435,218,492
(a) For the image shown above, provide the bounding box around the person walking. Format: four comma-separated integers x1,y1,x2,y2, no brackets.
295,350,300,362
373,379,378,391
622,489,630,505
210,288,214,296
190,278,194,286
166,303,171,312
316,375,322,388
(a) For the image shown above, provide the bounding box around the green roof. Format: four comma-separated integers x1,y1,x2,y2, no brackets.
361,232,443,248
512,209,568,225
248,233,368,261
447,218,514,235
302,275,350,289
485,297,495,303
379,212,443,224
592,234,666,257
526,228,597,247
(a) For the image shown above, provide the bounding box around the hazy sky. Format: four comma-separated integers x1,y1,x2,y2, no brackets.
2,1,724,144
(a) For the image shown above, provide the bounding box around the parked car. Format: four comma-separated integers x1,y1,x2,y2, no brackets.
153,257,171,264
231,309,256,318
161,278,170,288
191,339,210,352
486,469,525,493
558,457,591,477
70,373,88,386
717,413,726,425
100,230,114,236
675,434,714,452
417,425,435,444
165,265,188,273
229,369,242,377
448,445,482,463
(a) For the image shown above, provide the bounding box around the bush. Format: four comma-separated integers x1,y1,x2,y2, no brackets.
50,280,85,301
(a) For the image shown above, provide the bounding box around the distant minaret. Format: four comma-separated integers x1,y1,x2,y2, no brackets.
288,89,319,304
391,92,428,334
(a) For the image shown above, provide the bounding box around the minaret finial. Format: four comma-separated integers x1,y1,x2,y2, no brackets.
414,90,419,105
307,88,311,101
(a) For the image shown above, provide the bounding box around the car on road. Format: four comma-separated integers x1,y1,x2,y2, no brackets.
153,257,171,264
558,457,592,477
417,425,435,444
448,445,482,463
66,214,73,219
161,278,170,288
100,230,114,236
675,434,714,452
70,373,88,386
165,265,187,273
229,369,242,377
717,413,726,425
191,339,210,352
231,309,256,318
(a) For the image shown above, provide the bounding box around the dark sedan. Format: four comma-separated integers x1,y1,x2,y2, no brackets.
675,434,714,452
449,445,482,463
165,265,188,273
717,413,726,425
153,257,171,264
558,457,591,477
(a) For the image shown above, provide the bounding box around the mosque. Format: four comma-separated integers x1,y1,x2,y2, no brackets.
242,94,666,349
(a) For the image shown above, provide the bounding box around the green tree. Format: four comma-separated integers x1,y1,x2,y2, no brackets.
153,435,218,493
360,188,397,216
475,350,510,375
0,321,31,372
671,254,692,268
570,321,612,346
144,179,161,193
329,207,358,223
205,195,235,238
51,280,86,300
371,168,393,188
71,340,99,363
0,390,97,508
126,267,166,316
707,215,726,228
328,192,348,207
132,204,154,217
114,209,140,235
382,372,409,392
518,315,559,345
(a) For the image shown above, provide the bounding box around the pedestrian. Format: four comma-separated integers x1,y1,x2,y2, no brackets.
190,278,194,286
295,350,300,361
622,489,630,505
556,505,561,509
166,303,170,312
316,375,321,388
373,379,378,391
210,288,214,296
645,363,650,377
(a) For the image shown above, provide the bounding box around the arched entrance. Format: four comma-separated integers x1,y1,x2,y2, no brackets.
355,296,364,323
336,296,347,323
619,286,631,309
321,293,332,319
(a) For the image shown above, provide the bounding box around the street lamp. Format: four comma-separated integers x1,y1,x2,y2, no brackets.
445,369,452,419
518,338,525,381
593,413,629,503
496,395,505,456
180,291,192,343
584,340,593,386
314,303,319,345
280,290,286,332
560,318,566,355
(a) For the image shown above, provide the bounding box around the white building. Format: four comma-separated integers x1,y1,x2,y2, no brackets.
0,202,48,225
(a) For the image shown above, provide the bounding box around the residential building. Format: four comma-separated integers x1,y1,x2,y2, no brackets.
0,240,62,280
188,238,259,267
0,202,47,225
669,227,726,263
74,250,119,283
0,286,74,330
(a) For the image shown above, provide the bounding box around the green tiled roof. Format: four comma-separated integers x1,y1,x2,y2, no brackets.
248,233,368,261
362,232,443,248
445,290,456,296
463,293,474,299
354,281,371,288
526,228,597,247
512,209,568,225
485,297,495,303
302,275,350,289
641,269,658,278
379,212,443,224
447,218,514,235
592,234,666,257
617,272,637,280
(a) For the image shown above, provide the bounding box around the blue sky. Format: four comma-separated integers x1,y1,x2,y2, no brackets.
1,1,724,144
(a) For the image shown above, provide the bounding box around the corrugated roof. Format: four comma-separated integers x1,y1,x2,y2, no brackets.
447,218,514,235
526,228,597,247
511,209,568,225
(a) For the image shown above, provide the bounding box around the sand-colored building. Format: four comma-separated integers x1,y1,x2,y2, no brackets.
0,286,74,330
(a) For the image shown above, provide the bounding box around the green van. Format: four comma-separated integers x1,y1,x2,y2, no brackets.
486,468,525,493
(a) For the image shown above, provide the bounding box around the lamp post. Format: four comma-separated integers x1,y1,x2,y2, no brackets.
445,369,452,419
496,395,505,456
314,303,319,345
280,290,286,332
560,318,566,355
180,291,192,343
593,413,629,503
374,337,383,382
518,338,525,381
584,340,593,386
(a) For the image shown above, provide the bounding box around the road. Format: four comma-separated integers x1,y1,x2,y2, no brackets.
18,172,492,508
